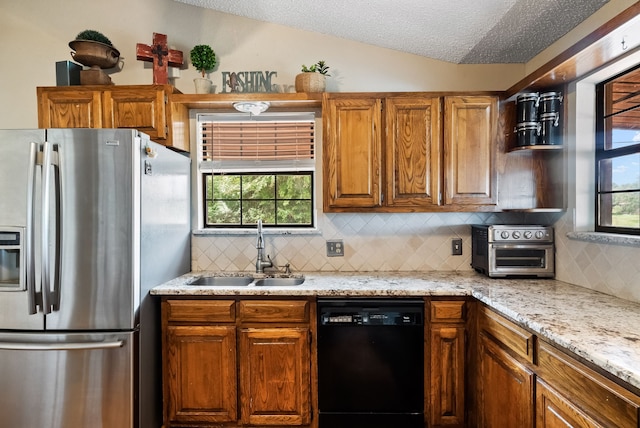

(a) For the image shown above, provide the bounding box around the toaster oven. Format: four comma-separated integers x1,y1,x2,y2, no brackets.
471,225,555,278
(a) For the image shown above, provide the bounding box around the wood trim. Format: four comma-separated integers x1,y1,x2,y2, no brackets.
430,300,466,323
170,92,322,111
506,2,640,97
238,300,310,323
164,299,235,323
478,305,535,364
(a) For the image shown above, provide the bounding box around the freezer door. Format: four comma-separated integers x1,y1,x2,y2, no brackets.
0,331,134,428
0,129,46,330
44,129,138,330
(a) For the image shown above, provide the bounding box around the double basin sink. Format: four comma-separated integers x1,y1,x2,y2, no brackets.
188,274,305,287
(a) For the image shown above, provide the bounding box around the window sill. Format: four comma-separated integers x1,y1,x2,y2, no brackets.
193,228,322,236
566,231,640,247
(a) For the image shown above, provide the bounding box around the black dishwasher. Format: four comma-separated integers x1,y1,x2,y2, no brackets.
317,299,424,428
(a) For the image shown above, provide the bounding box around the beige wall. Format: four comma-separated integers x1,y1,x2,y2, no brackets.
0,0,524,129
2,0,639,302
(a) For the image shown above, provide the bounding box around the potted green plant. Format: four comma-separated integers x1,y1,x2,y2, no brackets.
295,60,330,93
69,30,120,69
190,44,217,94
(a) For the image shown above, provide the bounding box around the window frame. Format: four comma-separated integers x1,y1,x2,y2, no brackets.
202,171,315,228
196,112,317,230
594,65,640,235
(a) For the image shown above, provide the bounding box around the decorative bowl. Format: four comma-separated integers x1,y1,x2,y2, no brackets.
69,40,120,69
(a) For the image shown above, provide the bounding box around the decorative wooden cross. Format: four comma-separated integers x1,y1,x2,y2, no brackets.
136,33,183,84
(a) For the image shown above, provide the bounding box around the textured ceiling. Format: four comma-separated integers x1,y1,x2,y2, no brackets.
175,0,609,64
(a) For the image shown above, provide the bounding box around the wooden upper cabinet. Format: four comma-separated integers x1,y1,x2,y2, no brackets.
385,96,442,208
323,95,382,209
37,87,102,128
323,92,499,212
444,95,498,206
103,86,168,140
37,85,188,151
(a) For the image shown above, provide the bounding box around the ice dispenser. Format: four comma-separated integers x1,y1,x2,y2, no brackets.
0,227,25,290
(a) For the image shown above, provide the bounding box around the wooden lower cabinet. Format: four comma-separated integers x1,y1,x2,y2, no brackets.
536,379,604,428
161,297,640,428
239,327,311,426
478,332,535,428
427,300,466,427
536,341,640,428
165,325,237,424
476,305,640,428
162,298,313,428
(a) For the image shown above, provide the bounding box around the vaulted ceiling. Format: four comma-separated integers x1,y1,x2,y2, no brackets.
174,0,610,64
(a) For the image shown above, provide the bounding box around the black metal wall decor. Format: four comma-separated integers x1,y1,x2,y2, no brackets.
220,70,279,93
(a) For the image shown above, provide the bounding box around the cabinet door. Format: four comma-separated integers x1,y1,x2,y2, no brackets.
444,96,497,206
239,327,311,426
323,96,383,209
536,379,604,428
37,87,102,128
165,325,237,425
478,333,534,428
103,86,167,140
386,96,442,208
429,325,465,427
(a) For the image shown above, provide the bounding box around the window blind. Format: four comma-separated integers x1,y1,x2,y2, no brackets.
199,113,315,162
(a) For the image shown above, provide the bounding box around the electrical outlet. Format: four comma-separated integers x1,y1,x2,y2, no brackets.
326,240,344,257
452,238,463,256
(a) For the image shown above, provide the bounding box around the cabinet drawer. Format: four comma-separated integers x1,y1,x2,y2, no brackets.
479,306,534,363
537,341,640,428
430,300,466,323
164,300,235,323
238,300,309,323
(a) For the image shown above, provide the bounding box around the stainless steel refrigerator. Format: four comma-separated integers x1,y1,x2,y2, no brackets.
0,129,191,427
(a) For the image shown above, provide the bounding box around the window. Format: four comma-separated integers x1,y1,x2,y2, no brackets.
595,65,640,234
197,112,316,228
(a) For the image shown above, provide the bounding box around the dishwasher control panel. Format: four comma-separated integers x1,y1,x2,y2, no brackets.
321,312,422,325
318,299,424,326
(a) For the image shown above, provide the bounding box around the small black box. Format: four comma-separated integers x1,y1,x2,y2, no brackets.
56,61,82,86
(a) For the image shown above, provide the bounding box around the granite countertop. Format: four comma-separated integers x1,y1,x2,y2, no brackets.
152,271,640,391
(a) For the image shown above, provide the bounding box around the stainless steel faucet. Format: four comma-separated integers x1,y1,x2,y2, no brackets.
255,219,273,273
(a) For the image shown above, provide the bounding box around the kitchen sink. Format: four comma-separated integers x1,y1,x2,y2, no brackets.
189,276,254,286
254,277,305,287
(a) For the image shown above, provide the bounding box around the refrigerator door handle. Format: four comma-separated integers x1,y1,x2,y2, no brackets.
50,145,61,312
40,142,60,315
0,340,125,351
26,143,40,315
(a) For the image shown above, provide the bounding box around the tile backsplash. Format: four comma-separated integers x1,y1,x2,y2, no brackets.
554,212,640,303
193,210,640,303
192,211,558,273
